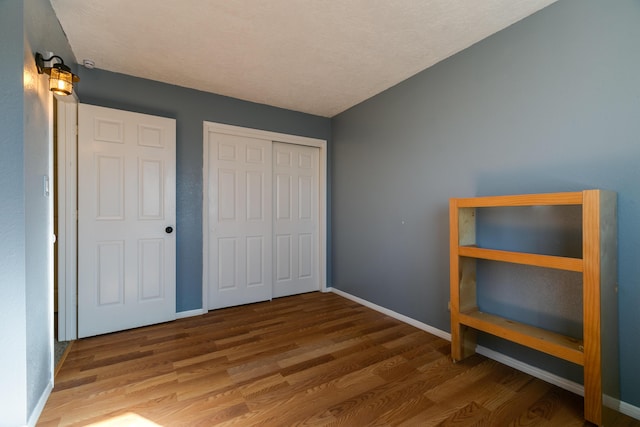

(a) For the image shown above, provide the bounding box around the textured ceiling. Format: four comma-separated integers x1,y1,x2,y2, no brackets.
51,0,557,117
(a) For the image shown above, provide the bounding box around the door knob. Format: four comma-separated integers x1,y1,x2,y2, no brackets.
165,226,174,234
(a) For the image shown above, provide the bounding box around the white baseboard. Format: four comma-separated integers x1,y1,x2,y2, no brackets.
29,380,53,427
329,288,451,341
618,400,640,421
175,308,207,319
473,345,583,395
328,287,640,421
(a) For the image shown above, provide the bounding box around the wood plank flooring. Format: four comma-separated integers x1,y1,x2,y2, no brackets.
39,292,639,426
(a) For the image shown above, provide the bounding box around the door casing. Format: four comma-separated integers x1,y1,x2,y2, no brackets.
56,94,78,341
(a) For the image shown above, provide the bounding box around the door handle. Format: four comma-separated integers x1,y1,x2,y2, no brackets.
165,226,174,234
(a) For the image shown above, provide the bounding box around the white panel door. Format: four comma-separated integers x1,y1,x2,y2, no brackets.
207,132,272,309
273,142,319,297
78,104,176,338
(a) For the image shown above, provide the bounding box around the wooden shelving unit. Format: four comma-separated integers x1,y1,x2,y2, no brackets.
449,190,619,426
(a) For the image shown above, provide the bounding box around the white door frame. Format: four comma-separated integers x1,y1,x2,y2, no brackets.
202,121,328,311
56,94,78,341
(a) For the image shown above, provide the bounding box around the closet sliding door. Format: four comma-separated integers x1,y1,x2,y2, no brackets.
204,124,323,311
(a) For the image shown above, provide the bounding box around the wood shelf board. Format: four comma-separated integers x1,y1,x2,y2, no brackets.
458,310,584,366
452,192,583,208
458,246,583,272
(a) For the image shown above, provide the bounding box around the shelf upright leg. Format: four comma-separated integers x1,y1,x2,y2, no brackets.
583,189,603,425
583,189,619,426
450,201,477,361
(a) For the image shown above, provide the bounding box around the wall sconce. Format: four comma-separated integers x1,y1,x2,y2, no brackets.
35,52,80,96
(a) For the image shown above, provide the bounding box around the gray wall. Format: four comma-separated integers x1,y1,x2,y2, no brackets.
331,0,640,408
0,2,28,424
76,70,332,312
24,0,76,418
0,0,76,424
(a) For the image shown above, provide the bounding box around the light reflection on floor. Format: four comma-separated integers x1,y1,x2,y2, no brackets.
85,413,162,427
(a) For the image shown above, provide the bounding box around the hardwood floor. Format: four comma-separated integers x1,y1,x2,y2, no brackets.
39,292,639,426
